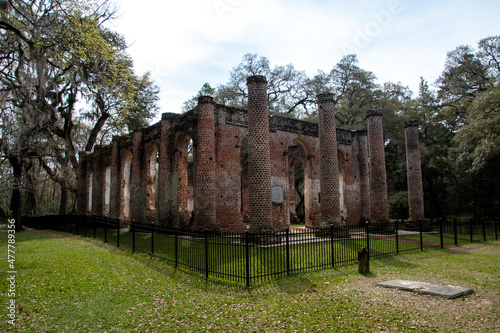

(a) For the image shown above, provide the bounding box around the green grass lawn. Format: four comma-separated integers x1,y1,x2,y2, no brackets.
1,230,499,332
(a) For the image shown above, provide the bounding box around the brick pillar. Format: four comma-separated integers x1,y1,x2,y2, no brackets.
405,120,425,221
131,130,144,223
194,96,218,230
366,109,389,223
356,131,371,221
158,113,173,227
247,75,273,232
92,146,103,216
109,140,120,220
318,93,342,227
77,152,89,215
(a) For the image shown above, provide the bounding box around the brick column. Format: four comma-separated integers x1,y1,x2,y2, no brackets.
356,131,371,221
77,152,89,215
109,140,120,220
92,146,103,216
158,113,173,227
194,96,218,230
318,93,342,227
366,109,389,223
405,120,425,221
247,75,273,232
131,130,144,223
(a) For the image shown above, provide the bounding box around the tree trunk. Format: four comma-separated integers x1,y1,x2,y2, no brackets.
24,163,37,216
59,182,67,215
9,156,23,231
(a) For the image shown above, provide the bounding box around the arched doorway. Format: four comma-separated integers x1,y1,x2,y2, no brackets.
176,135,194,227
121,151,133,221
287,140,309,225
146,145,159,222
103,167,111,216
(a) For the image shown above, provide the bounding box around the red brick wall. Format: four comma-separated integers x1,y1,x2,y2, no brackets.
78,80,401,231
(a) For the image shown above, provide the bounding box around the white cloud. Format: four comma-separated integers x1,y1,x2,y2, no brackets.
108,0,500,116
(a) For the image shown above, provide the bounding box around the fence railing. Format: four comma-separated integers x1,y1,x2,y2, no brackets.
21,216,499,286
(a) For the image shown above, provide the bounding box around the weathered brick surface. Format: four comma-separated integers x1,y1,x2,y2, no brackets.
78,77,417,231
318,93,341,227
356,131,371,222
194,96,218,230
405,121,425,221
247,75,273,232
158,114,173,227
214,106,246,233
366,109,389,223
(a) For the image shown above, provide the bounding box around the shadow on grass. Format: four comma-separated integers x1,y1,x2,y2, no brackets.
0,228,73,244
359,271,378,278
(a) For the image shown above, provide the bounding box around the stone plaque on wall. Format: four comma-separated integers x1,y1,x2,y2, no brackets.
271,184,284,204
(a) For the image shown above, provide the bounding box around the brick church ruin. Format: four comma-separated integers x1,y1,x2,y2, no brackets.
77,75,424,232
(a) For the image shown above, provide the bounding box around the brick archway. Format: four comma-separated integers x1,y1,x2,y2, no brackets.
287,139,310,226
120,150,133,221
175,134,195,228
146,145,159,223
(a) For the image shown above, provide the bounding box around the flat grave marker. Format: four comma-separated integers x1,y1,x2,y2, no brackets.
375,279,474,299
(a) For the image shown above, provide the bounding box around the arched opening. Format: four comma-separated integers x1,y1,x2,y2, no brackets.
240,137,249,223
288,140,307,225
121,151,133,221
146,145,159,222
177,135,194,226
103,167,111,216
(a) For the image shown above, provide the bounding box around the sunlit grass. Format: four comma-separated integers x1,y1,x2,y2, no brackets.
1,230,498,332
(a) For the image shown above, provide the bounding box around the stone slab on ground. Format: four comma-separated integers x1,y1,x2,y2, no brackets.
375,279,473,299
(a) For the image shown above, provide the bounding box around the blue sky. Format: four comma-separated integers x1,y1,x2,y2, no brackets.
108,0,500,117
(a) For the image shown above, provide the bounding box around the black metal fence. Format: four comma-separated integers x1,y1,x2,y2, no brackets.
22,216,499,286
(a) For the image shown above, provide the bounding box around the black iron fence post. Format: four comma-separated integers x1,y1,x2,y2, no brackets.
174,227,178,268
286,227,290,276
93,215,97,239
469,218,473,243
132,220,136,253
419,219,423,251
151,222,155,255
330,224,335,267
204,229,209,280
245,230,250,287
439,218,444,248
453,218,458,246
395,219,399,254
84,217,87,237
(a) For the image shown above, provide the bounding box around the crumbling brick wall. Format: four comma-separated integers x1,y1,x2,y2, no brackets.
78,77,420,232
